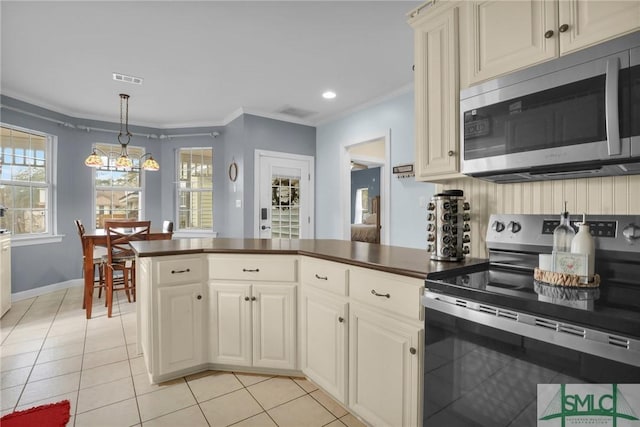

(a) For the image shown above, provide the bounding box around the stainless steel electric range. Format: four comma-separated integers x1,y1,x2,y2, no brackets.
421,214,640,427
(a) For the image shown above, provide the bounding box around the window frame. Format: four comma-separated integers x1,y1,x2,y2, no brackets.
0,123,60,246
174,147,214,233
90,142,146,231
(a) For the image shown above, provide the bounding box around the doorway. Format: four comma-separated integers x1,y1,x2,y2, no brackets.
341,132,390,244
254,150,315,239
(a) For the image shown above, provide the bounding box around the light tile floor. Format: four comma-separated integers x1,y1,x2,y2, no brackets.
1,286,366,427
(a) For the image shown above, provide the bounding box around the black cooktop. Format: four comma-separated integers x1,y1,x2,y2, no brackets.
426,264,640,339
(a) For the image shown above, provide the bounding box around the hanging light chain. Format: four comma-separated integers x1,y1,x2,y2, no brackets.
117,93,132,146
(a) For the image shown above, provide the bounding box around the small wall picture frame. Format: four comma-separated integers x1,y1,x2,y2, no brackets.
228,161,238,182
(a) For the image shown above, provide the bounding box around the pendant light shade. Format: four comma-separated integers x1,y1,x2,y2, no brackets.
84,94,159,171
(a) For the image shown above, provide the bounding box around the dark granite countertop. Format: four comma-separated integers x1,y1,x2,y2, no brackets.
130,238,488,280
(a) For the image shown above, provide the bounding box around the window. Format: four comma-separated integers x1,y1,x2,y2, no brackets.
93,143,145,229
177,148,213,230
0,125,55,239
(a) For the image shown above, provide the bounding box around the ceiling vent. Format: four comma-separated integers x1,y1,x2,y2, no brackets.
112,73,143,85
276,106,317,119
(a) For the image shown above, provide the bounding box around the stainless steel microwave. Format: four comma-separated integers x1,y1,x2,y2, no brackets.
460,31,640,183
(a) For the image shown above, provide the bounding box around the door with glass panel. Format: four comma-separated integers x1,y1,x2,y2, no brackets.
256,151,313,239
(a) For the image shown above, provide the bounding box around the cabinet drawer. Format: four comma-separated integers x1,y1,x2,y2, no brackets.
301,257,348,296
349,267,423,321
209,255,297,282
155,256,203,285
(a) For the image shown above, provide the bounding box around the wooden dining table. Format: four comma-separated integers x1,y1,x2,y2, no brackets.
82,228,172,319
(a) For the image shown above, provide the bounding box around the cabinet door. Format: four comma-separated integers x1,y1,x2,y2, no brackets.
462,0,558,86
0,237,11,317
157,283,204,376
413,5,461,180
209,283,252,366
301,288,348,403
252,284,296,370
349,304,422,427
559,0,640,55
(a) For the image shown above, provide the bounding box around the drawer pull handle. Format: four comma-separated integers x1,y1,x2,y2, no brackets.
243,268,260,273
315,274,328,280
371,289,390,298
244,296,250,301
171,268,191,274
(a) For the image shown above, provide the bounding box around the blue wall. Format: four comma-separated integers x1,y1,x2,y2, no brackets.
316,90,434,249
1,96,314,292
350,167,380,223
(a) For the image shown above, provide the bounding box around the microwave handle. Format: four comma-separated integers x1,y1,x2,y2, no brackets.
605,57,621,156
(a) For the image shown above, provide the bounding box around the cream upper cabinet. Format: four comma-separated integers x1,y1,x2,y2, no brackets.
461,0,640,87
410,2,461,181
559,0,640,55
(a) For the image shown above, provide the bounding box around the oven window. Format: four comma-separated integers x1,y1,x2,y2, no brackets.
423,309,640,426
463,75,607,160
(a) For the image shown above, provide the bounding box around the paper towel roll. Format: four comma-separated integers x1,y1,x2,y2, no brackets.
539,254,552,271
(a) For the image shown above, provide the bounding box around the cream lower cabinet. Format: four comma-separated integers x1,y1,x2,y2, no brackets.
301,286,348,403
157,283,205,376
208,254,298,371
209,282,297,370
138,255,206,383
348,304,422,427
410,1,461,181
0,234,11,317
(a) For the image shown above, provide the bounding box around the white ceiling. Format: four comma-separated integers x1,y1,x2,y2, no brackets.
1,1,420,129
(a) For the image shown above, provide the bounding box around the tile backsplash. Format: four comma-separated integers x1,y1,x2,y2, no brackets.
437,175,640,258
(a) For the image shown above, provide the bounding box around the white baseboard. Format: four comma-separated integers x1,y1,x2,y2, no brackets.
12,279,83,302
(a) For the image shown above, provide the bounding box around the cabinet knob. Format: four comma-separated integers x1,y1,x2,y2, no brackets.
559,24,569,33
251,296,257,301
409,347,417,355
447,150,455,157
244,296,250,301
338,317,344,323
197,295,202,300
544,30,554,39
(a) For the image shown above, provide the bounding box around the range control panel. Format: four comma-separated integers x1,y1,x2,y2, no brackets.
486,214,640,254
541,220,617,237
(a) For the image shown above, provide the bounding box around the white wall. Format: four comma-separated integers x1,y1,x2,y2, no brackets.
315,90,435,249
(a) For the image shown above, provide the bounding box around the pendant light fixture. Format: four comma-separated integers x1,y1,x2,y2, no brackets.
84,94,159,171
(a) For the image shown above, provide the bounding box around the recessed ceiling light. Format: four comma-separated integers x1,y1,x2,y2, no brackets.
322,90,337,99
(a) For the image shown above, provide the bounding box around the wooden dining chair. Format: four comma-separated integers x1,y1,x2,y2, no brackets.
74,219,106,309
104,220,150,317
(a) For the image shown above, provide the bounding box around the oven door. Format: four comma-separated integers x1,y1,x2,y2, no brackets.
421,290,640,426
461,51,630,178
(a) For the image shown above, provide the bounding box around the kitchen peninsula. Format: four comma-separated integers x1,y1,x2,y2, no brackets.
130,238,486,427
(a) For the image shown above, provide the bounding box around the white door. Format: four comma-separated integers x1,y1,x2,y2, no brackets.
256,150,314,239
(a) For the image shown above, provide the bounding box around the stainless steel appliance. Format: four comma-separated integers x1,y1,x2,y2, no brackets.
460,30,640,183
421,214,640,426
426,190,471,261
